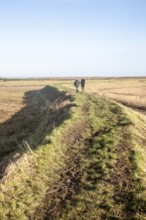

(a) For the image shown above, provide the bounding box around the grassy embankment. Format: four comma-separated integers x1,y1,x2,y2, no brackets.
0,81,146,219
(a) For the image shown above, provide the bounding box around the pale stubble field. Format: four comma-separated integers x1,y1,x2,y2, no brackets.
85,78,146,112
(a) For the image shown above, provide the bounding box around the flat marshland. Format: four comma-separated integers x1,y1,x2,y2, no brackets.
0,78,146,220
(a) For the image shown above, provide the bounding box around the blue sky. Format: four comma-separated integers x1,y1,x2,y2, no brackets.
0,0,146,77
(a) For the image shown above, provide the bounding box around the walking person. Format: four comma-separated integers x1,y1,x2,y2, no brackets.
81,78,85,93
74,79,80,92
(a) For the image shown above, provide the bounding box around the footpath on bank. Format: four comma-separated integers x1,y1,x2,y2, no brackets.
0,85,146,220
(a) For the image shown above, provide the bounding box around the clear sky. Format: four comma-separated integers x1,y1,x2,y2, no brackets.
0,0,146,77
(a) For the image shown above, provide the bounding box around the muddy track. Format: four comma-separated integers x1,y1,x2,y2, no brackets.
34,123,86,220
34,101,90,220
110,130,135,219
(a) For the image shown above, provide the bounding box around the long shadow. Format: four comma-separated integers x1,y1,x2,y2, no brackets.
0,85,77,176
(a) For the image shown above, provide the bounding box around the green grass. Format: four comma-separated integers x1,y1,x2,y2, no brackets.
59,95,131,220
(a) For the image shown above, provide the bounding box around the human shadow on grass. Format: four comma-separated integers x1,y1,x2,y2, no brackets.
0,85,77,177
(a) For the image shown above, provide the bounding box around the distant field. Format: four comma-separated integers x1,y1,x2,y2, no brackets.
59,77,146,113
0,80,50,123
85,78,146,112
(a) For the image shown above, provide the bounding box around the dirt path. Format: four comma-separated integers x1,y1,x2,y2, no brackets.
34,105,90,220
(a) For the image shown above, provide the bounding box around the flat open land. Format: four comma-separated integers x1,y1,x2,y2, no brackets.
0,78,146,220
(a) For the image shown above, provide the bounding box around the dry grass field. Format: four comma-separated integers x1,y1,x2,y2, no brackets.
85,78,146,113
0,80,50,123
0,80,52,160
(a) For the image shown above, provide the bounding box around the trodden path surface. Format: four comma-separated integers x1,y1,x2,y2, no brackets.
34,91,146,220
0,86,145,219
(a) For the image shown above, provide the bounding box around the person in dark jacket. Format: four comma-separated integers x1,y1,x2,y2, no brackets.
74,79,80,92
81,78,85,93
